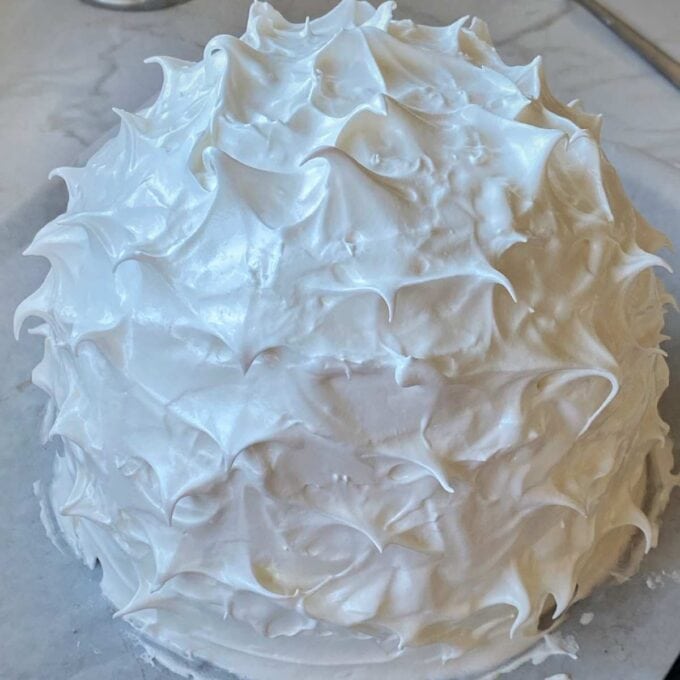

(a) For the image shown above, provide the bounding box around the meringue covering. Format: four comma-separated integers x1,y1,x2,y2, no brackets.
16,1,676,678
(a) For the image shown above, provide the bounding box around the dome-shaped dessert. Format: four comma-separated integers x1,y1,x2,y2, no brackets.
16,1,675,678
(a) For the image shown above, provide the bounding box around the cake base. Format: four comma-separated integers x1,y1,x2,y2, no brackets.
47,443,669,680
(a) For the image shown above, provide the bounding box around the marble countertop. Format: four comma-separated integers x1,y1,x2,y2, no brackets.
0,0,678,218
1,1,679,680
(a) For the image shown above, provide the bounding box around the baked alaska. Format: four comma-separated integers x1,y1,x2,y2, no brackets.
15,1,676,678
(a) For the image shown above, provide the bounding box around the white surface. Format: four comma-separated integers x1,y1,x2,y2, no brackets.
1,1,679,679
1,0,679,217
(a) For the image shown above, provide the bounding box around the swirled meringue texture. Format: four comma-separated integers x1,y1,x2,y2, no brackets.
15,1,678,678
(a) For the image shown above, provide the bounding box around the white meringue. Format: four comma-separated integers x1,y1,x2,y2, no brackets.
16,1,676,678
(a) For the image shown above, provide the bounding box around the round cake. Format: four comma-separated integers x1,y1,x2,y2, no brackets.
16,1,676,678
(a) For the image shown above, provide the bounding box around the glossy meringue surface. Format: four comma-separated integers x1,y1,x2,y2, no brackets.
15,1,676,678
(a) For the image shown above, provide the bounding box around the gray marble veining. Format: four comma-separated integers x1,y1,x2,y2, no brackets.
1,1,679,679
0,0,678,218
